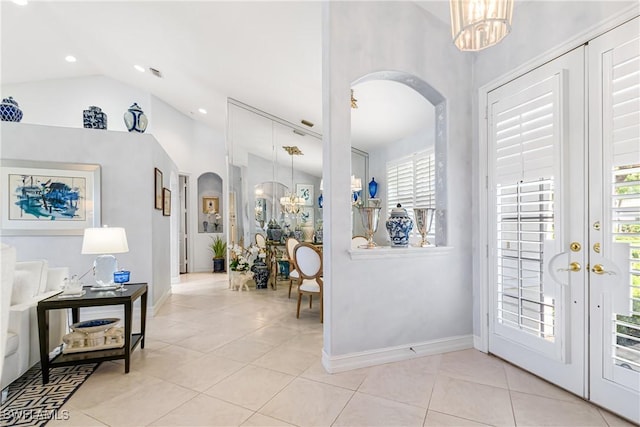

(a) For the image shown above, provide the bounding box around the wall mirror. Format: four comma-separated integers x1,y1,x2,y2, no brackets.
227,99,323,246
350,72,447,246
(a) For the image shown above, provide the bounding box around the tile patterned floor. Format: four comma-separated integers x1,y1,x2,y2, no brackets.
50,273,635,426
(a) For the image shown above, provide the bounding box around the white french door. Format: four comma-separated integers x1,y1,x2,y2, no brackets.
588,17,640,422
487,17,639,423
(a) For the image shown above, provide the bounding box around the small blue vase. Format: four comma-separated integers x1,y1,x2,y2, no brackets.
124,103,148,133
318,193,323,209
385,204,413,247
0,97,23,122
368,177,378,199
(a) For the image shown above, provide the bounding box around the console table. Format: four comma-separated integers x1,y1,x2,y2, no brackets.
37,283,147,384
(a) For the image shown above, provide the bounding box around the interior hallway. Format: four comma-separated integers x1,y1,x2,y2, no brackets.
52,273,635,426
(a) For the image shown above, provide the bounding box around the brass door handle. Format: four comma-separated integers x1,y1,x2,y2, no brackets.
558,262,581,272
592,264,616,275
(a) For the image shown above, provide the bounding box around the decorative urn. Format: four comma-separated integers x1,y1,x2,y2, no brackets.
385,203,414,247
251,259,269,289
266,219,282,242
123,103,148,133
0,96,23,122
83,106,107,130
368,177,378,199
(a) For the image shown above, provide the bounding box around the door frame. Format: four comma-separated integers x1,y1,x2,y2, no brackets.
476,6,639,354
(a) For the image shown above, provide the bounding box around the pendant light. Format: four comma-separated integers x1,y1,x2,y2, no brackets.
450,0,514,51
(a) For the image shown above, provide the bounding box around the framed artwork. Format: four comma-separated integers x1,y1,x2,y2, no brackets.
1,159,101,235
163,188,171,216
154,168,163,210
301,206,314,225
296,183,314,206
202,196,219,214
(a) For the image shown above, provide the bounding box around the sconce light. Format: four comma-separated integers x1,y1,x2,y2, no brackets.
450,0,514,51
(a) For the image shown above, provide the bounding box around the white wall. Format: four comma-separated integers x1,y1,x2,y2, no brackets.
2,76,228,277
1,123,177,311
322,2,474,370
470,1,639,340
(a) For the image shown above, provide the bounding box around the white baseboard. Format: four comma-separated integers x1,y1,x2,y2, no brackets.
321,334,473,373
473,335,487,353
151,287,171,316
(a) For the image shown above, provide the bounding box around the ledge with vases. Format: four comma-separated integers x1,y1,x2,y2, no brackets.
349,245,453,260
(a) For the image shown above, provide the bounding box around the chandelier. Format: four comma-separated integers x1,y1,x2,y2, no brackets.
280,146,305,214
450,0,514,51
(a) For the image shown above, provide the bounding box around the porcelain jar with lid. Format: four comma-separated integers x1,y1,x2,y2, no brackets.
0,96,23,122
385,203,413,247
123,103,148,133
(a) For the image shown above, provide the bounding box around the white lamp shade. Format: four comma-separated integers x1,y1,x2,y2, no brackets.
81,227,129,254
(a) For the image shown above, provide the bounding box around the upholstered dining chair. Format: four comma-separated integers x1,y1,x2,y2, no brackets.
255,233,266,250
285,237,300,298
293,242,323,322
351,235,369,249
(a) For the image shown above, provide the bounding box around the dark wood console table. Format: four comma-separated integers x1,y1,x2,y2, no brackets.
37,283,147,384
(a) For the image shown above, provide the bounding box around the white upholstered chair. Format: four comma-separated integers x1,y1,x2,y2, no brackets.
293,242,323,322
255,233,266,250
285,237,300,298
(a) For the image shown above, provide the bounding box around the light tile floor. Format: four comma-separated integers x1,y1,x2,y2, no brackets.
52,273,635,427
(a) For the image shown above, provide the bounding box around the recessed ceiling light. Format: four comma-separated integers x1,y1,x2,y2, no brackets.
65,55,77,63
12,0,28,6
134,65,145,73
198,108,207,114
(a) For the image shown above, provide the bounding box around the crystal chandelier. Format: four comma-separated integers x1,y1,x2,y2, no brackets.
280,146,304,214
450,0,514,51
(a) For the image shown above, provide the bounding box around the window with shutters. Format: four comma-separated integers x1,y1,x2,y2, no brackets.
386,150,436,239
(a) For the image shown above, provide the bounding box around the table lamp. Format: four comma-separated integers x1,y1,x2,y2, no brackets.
81,226,129,290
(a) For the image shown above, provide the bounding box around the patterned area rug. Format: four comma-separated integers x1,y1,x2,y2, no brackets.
1,363,98,427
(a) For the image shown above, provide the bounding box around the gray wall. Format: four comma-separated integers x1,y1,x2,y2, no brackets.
1,123,177,311
323,1,473,366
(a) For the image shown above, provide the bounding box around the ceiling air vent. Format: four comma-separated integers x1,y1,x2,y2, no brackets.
149,67,163,78
292,129,305,136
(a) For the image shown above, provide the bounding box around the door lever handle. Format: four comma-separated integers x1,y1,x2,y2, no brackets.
557,262,581,272
592,264,616,275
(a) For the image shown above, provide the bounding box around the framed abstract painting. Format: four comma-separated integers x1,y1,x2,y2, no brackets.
154,168,163,210
163,188,171,216
1,159,101,235
296,183,314,206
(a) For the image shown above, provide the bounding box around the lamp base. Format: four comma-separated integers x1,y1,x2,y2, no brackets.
93,254,118,288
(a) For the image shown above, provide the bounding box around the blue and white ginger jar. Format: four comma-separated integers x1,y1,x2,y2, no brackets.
83,105,107,130
123,103,148,133
0,96,23,122
385,203,413,247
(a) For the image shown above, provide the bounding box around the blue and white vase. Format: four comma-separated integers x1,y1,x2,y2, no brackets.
368,177,378,199
318,193,323,209
123,103,148,133
0,97,23,122
385,204,413,247
251,259,269,289
83,106,107,130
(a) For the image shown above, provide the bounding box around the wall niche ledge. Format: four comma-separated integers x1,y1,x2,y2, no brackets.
349,246,453,260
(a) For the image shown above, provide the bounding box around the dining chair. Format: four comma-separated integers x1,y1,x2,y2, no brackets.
285,237,300,298
293,242,323,322
351,235,369,249
255,233,266,250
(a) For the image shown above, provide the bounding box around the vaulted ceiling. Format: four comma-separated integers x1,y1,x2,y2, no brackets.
1,1,450,166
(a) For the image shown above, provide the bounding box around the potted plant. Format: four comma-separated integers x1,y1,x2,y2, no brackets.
209,236,227,273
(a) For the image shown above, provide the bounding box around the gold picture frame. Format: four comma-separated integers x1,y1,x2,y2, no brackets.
163,188,171,216
202,196,219,214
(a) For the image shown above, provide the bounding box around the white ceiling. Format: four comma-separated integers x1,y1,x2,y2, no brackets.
1,1,450,176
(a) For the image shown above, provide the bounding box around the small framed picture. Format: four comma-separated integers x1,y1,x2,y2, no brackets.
162,188,171,216
154,168,163,210
296,184,314,206
202,196,219,214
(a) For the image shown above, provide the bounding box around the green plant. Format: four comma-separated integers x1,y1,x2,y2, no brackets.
209,236,227,259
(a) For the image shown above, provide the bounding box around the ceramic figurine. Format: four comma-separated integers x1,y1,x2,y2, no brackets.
83,105,107,129
385,203,414,247
0,96,23,122
123,102,148,133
